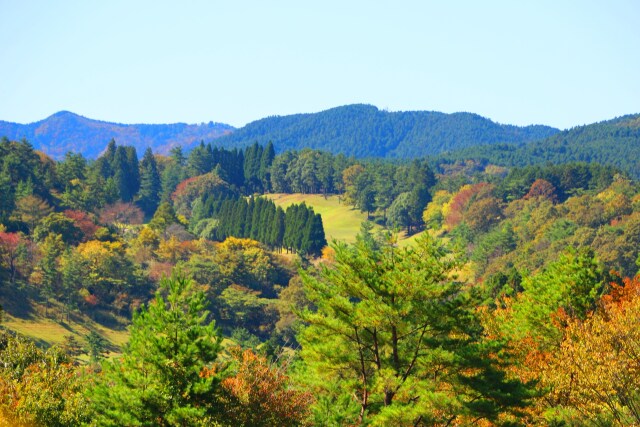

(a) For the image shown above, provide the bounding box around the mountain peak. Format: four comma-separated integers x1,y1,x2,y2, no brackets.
48,111,82,120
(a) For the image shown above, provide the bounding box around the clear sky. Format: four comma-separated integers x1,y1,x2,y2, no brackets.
1,1,638,129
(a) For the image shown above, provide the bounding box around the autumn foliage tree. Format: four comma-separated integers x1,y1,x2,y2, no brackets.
542,275,640,425
0,231,25,287
222,347,313,426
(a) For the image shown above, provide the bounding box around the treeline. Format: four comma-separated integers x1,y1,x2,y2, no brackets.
195,195,326,256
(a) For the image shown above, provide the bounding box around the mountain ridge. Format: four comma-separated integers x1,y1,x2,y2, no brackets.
0,111,235,159
212,104,560,158
0,105,560,160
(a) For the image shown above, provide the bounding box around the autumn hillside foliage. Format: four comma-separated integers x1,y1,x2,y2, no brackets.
3,136,640,425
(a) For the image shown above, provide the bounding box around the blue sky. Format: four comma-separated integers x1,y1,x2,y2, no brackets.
1,1,638,129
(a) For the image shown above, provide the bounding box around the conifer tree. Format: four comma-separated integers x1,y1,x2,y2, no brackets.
138,147,162,216
298,230,534,425
89,272,223,425
259,141,275,192
113,146,133,202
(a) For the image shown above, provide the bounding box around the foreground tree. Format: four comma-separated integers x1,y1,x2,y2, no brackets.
543,275,640,425
0,331,90,426
89,272,223,426
298,229,533,426
222,347,313,426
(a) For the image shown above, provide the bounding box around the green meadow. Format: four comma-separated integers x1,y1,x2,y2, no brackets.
265,193,423,245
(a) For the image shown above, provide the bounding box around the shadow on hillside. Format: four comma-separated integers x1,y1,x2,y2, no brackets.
91,309,128,331
1,285,37,320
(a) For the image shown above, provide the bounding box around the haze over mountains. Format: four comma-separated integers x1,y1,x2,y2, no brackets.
0,111,234,159
0,105,559,160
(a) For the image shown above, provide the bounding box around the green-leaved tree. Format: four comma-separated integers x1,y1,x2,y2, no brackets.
298,228,533,426
89,272,223,426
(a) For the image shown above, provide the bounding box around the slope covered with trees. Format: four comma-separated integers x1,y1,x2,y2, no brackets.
3,134,640,425
202,104,560,158
438,113,640,177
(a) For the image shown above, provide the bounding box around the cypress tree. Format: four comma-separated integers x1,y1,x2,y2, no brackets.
272,206,285,251
138,147,162,216
259,141,276,192
113,146,132,202
125,146,140,198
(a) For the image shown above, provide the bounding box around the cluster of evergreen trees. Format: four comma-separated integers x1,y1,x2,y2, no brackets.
186,141,275,193
93,139,140,202
196,195,326,255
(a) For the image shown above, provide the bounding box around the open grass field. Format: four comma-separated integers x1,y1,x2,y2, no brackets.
266,193,377,243
2,299,130,356
265,193,423,245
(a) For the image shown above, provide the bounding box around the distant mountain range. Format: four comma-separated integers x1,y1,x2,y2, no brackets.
3,105,639,176
0,105,559,160
0,111,234,159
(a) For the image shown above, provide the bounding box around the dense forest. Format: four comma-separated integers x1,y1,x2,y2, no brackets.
437,113,640,178
213,104,559,158
2,134,640,425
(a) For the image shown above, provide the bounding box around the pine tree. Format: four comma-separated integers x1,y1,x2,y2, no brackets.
89,272,223,425
138,147,162,216
125,146,140,198
149,201,178,233
161,146,187,202
259,141,275,192
113,146,132,202
298,231,534,425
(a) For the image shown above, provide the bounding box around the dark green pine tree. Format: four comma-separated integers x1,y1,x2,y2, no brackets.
259,141,276,192
112,146,133,202
138,147,162,216
0,165,14,224
125,146,140,198
271,206,286,251
105,138,117,164
303,212,327,256
243,142,264,193
283,204,298,252
188,141,212,177
89,272,224,425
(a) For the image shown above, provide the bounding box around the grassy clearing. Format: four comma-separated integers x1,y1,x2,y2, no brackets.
266,193,376,243
2,300,130,356
265,193,421,245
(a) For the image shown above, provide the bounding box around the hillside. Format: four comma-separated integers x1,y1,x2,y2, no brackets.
0,111,234,159
212,104,560,158
438,113,640,177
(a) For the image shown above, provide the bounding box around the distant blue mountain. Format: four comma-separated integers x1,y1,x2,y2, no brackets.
0,111,235,159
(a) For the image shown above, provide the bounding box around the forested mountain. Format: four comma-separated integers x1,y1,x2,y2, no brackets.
0,111,234,159
438,113,640,177
213,104,559,158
